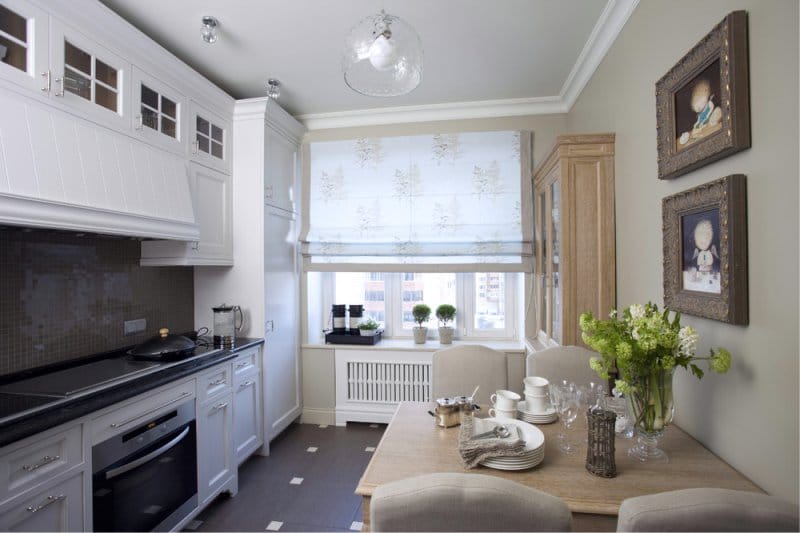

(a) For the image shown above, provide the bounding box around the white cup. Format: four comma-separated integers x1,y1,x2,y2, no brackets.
524,376,550,395
488,407,517,420
490,390,520,411
524,392,550,413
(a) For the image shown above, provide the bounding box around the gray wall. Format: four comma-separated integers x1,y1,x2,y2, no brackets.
0,227,194,375
566,0,798,501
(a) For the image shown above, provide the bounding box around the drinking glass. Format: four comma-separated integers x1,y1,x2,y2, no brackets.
553,382,580,454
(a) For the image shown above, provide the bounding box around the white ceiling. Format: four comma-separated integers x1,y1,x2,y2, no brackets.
98,0,637,126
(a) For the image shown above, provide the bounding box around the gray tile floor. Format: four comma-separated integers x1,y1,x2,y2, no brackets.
186,422,386,532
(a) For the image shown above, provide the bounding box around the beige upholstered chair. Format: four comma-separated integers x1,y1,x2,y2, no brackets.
526,345,601,388
370,472,572,532
616,488,799,532
431,345,507,406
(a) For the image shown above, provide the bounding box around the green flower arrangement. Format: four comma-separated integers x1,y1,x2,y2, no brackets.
580,302,731,392
580,302,731,461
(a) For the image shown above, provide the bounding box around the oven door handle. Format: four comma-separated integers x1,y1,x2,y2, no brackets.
105,426,191,481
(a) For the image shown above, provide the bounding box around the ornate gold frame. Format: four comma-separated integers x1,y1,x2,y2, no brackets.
656,11,750,180
662,175,748,325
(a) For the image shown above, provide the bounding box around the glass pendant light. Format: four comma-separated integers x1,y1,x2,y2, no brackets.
342,10,423,97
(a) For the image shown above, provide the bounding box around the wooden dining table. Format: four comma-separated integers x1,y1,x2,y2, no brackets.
356,402,763,531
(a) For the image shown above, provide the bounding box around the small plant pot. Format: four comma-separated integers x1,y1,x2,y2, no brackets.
413,327,428,344
359,329,378,337
438,327,454,344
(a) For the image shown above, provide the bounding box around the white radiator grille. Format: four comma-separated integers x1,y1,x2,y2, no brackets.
346,361,431,403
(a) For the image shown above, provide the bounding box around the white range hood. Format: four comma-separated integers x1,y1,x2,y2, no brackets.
0,88,198,241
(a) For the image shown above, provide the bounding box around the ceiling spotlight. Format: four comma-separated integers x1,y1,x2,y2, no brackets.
201,16,218,44
267,79,281,99
342,10,422,97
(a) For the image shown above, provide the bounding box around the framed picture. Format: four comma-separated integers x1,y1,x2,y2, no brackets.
662,174,748,324
656,11,750,180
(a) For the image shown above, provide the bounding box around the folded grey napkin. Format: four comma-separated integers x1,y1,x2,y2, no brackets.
457,416,527,469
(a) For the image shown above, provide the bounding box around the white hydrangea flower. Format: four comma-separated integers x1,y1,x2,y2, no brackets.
678,325,699,357
629,304,646,320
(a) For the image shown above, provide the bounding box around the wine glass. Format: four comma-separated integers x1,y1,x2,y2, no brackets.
553,382,580,454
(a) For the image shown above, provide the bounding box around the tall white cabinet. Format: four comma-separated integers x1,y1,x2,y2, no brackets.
194,97,305,452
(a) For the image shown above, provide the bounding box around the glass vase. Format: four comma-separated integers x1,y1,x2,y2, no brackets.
626,367,674,463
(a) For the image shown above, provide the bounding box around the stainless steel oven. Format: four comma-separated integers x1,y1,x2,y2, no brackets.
92,400,197,532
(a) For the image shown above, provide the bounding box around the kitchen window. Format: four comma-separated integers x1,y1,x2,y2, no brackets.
326,272,517,340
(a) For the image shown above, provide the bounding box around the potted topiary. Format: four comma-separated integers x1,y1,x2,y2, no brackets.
435,304,456,344
357,317,381,336
411,304,431,344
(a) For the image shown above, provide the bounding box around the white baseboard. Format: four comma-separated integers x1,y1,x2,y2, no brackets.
300,407,336,426
334,404,399,426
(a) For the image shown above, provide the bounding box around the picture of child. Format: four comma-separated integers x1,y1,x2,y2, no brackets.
681,209,721,294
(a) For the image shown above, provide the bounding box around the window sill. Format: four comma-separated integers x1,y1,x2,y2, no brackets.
302,338,525,353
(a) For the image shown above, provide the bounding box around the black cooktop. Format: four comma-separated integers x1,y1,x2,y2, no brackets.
0,341,224,423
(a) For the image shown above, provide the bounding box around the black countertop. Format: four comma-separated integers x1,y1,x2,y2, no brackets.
0,337,264,448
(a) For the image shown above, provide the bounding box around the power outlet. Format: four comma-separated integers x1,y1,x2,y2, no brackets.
124,318,147,336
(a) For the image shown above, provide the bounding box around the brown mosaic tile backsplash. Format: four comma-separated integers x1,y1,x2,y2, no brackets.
0,227,194,376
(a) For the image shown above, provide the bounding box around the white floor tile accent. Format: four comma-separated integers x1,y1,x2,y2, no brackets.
306,446,318,453
266,521,283,531
290,477,304,485
319,424,328,428
350,521,363,531
364,446,376,453
369,424,379,428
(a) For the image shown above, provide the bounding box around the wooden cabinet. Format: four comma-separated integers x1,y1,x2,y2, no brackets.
232,347,263,464
196,364,236,507
140,162,233,265
532,134,616,347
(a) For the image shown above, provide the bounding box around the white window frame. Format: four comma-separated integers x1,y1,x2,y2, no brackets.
321,272,518,341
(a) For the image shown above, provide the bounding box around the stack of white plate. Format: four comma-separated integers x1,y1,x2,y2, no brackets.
475,417,545,471
517,400,558,424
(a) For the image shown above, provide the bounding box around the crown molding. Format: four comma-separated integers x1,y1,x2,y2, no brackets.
297,97,567,130
297,0,638,131
559,0,640,109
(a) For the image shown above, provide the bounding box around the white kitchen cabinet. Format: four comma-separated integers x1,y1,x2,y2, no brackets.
233,368,262,464
264,123,300,213
196,365,236,508
264,205,302,440
0,0,49,95
190,100,231,173
140,161,232,265
0,471,85,532
48,17,130,132
131,66,185,155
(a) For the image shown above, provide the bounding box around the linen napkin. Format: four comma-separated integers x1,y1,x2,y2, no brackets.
457,416,527,469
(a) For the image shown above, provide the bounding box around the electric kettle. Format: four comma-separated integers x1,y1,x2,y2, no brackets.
212,303,244,347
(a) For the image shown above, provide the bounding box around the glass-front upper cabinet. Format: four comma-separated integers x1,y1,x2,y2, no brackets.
550,179,561,344
50,18,129,131
0,0,48,94
132,66,185,154
189,100,230,173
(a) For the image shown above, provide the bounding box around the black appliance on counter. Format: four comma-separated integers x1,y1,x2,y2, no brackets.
92,399,197,532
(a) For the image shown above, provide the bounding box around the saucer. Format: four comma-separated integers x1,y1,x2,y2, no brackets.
518,400,556,416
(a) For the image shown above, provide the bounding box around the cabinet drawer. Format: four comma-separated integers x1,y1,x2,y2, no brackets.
0,424,83,504
91,379,195,445
232,347,259,378
0,471,84,532
198,363,233,402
